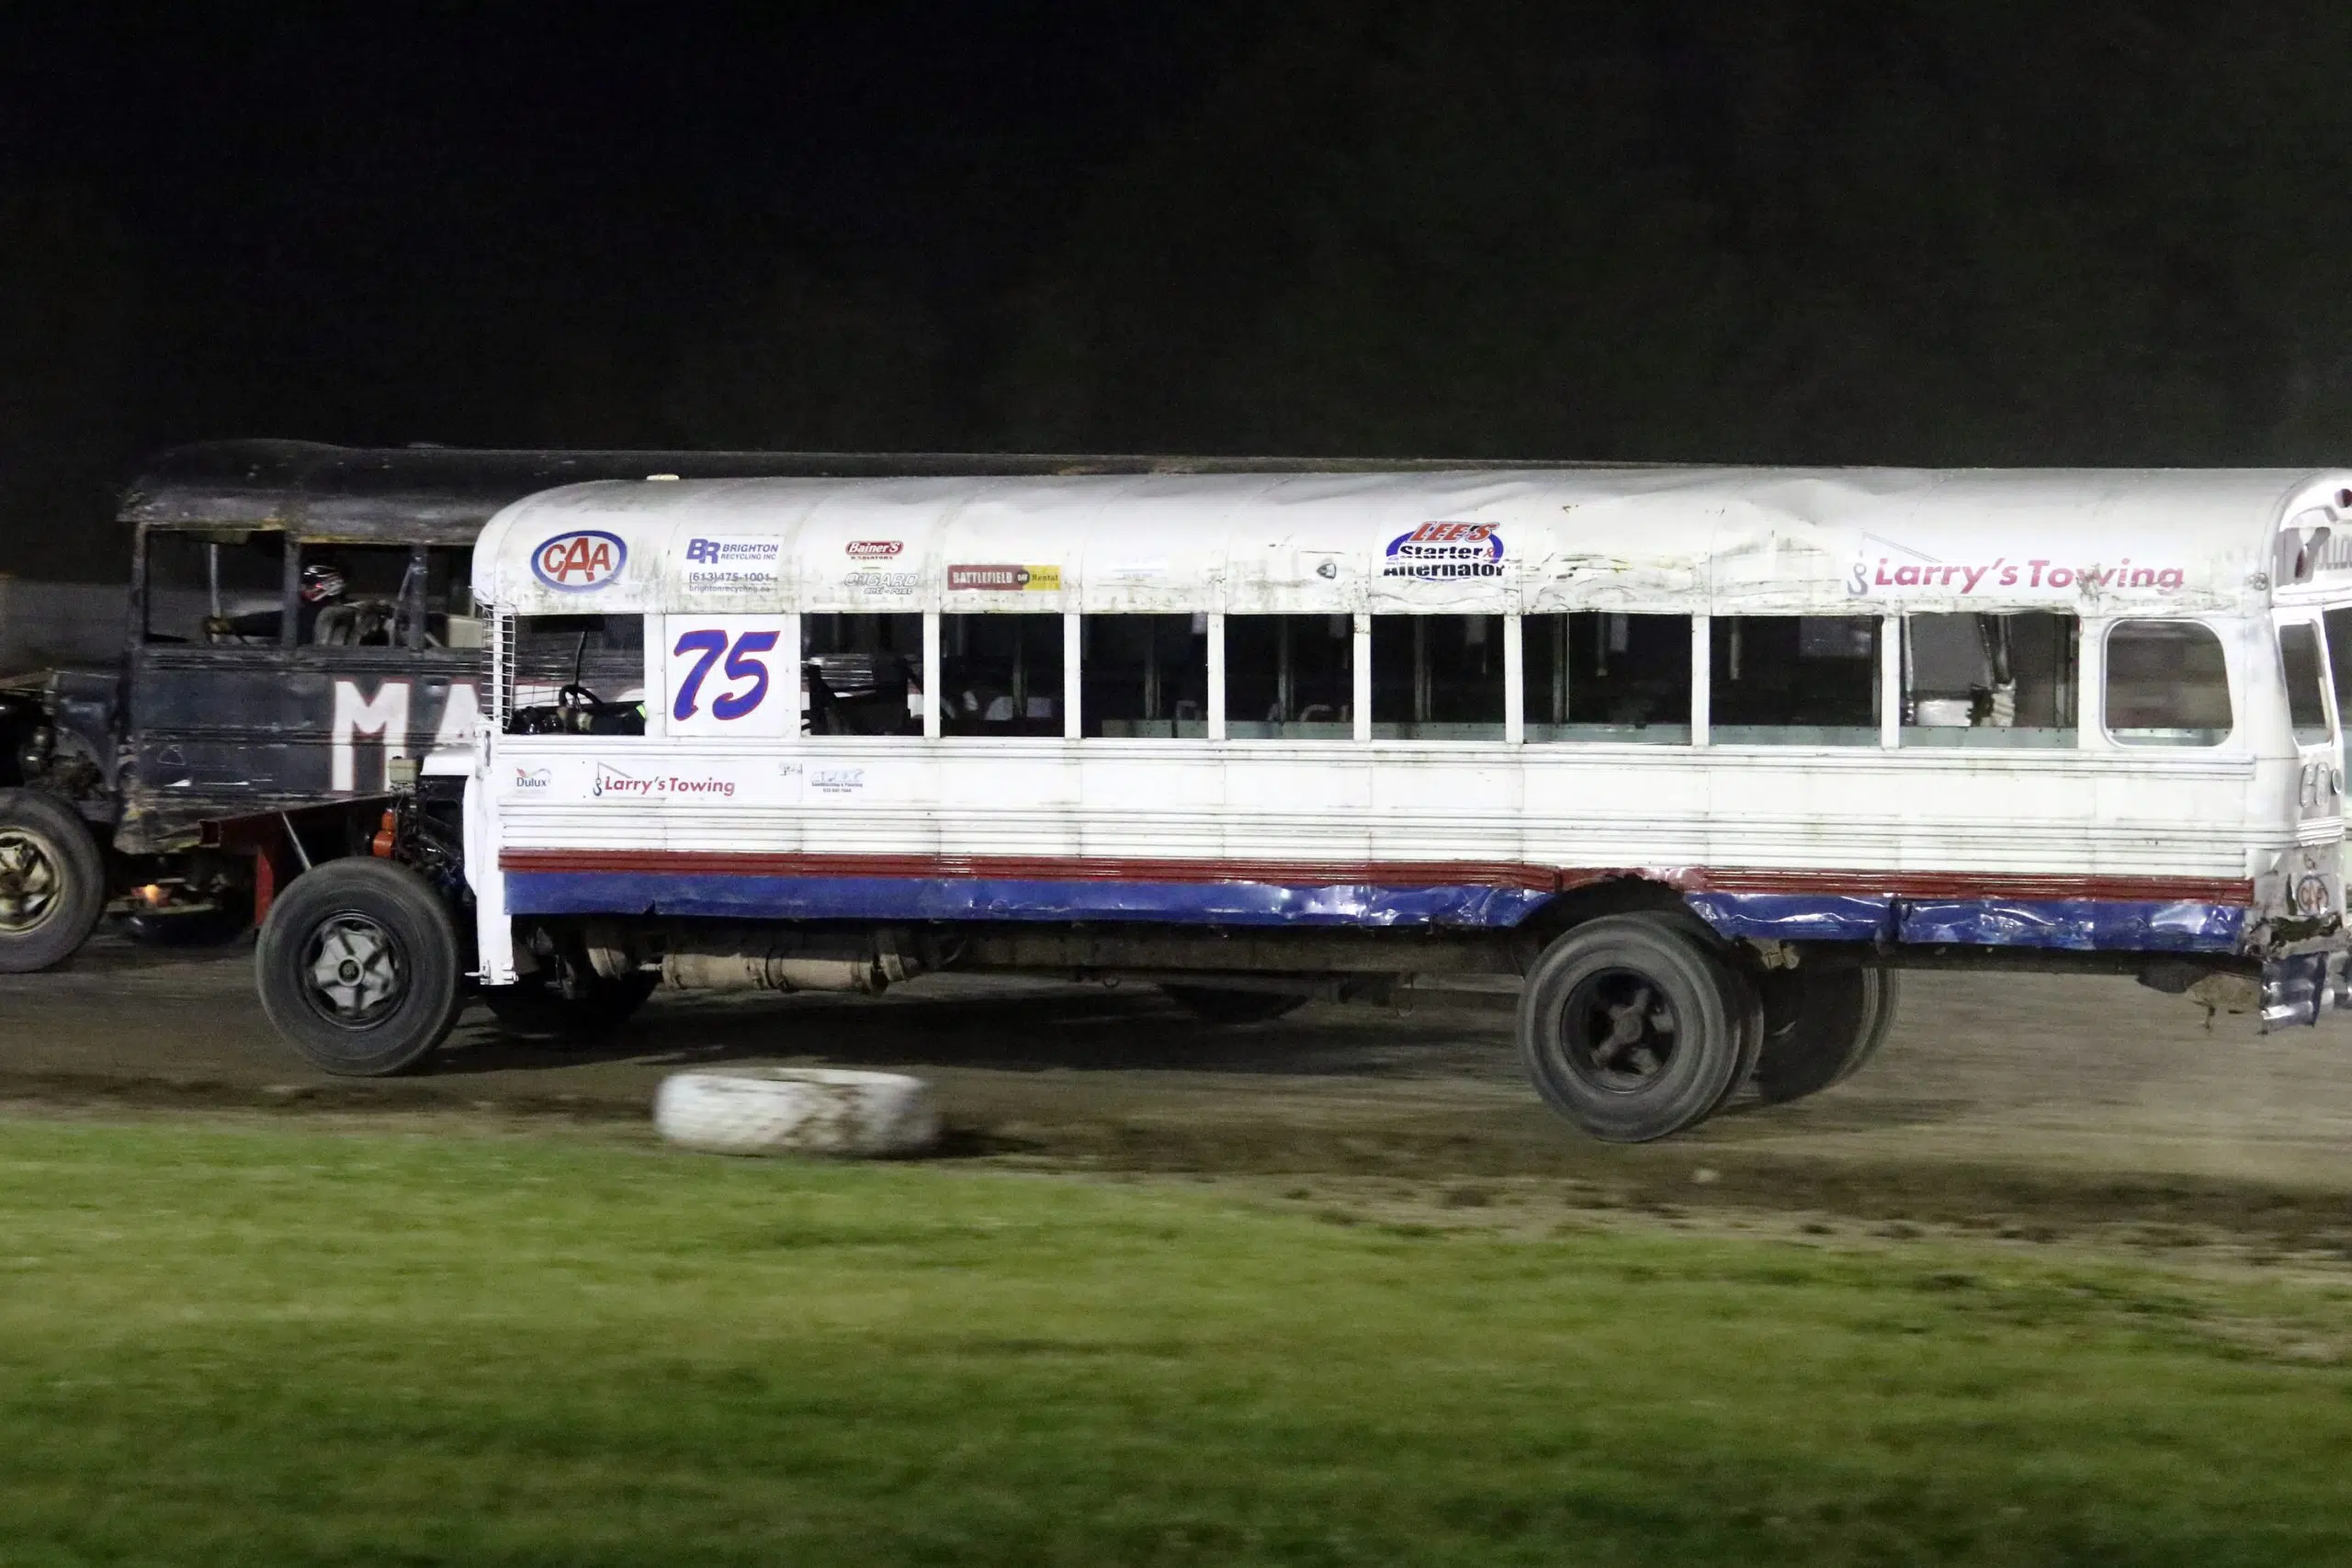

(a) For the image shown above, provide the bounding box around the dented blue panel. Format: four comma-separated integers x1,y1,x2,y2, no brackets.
1680,893,1891,942
1683,890,2245,953
1894,897,2243,952
505,871,1555,928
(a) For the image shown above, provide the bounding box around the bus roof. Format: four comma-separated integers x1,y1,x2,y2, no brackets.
476,466,2352,618
119,440,1568,547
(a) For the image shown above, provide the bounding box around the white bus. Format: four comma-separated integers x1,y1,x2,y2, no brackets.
250,466,2352,1142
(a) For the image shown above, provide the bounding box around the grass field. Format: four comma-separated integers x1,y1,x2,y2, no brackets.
2,1114,2350,1566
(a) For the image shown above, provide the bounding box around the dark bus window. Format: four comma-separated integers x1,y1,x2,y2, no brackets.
1710,615,1879,745
1082,614,1208,739
505,614,646,735
2324,609,2352,731
1521,613,1692,742
1227,615,1354,739
1903,612,2077,749
804,613,922,737
1370,615,1504,739
423,546,485,649
2278,621,2333,744
942,614,1063,737
2106,620,2232,746
145,532,285,646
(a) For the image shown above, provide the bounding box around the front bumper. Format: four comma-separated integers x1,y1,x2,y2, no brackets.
2260,950,2352,1029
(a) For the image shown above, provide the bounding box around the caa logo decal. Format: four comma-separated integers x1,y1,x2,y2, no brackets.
1383,521,1504,580
533,530,628,590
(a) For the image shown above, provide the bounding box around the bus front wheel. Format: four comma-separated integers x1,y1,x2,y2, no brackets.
1518,915,1748,1143
0,789,106,974
256,859,463,1077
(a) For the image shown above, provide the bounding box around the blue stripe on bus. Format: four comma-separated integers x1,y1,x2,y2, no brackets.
1683,892,2245,953
505,871,2247,952
503,872,1558,928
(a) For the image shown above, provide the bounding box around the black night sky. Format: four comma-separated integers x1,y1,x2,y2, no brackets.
6,3,2352,577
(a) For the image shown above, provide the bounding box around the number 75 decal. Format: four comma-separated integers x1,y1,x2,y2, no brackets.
664,617,791,735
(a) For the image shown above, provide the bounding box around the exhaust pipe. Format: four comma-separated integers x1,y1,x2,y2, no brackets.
585,924,920,995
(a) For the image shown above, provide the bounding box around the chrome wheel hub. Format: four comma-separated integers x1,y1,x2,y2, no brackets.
0,829,61,935
303,915,405,1024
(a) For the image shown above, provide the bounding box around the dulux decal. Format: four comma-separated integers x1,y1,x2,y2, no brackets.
1384,522,1504,580
533,530,628,590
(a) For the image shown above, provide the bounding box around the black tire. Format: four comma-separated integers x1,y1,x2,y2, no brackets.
1517,914,1747,1143
255,859,462,1076
481,970,659,1040
1749,964,1899,1105
1615,908,1765,1115
0,788,107,974
1160,985,1311,1024
1834,967,1901,1084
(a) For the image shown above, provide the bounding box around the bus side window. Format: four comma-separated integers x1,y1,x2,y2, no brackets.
1709,615,1878,746
1369,615,1505,739
504,615,646,735
424,547,485,649
1082,615,1207,739
1903,613,2077,748
1226,615,1354,739
803,613,922,738
146,532,287,646
941,613,1062,737
2324,609,2352,733
2105,621,2232,746
1521,614,1692,742
2278,622,2333,744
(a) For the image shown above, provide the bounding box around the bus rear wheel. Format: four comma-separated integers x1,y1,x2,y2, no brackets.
1518,915,1747,1143
1750,964,1901,1105
256,859,462,1077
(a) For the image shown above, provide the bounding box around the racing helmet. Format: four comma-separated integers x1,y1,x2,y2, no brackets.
300,563,346,604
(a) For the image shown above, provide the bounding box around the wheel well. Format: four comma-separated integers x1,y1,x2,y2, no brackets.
1510,876,1720,968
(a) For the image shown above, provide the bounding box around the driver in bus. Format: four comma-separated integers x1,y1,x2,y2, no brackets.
205,563,346,644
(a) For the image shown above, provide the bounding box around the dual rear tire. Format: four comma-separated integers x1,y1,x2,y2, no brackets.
1517,913,1894,1142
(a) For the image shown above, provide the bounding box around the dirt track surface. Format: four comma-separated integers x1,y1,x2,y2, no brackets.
6,928,2352,1250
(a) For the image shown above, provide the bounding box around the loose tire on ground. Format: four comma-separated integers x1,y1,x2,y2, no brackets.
655,1068,939,1157
1160,984,1311,1025
481,971,659,1040
1517,914,1747,1143
255,858,462,1077
0,788,107,974
1749,964,1900,1105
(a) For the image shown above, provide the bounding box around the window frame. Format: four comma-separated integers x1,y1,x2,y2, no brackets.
2098,616,2238,750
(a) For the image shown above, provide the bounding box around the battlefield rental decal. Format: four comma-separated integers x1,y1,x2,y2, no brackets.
1385,522,1505,580
948,563,1062,592
533,530,628,591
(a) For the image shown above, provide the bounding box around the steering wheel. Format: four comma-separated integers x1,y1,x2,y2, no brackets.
557,682,604,712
